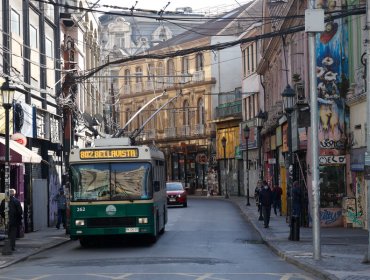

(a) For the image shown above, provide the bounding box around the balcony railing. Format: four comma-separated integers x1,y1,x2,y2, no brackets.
145,80,154,91
193,124,205,135
179,125,191,137
124,84,131,94
216,100,242,119
135,82,143,93
193,70,205,82
164,127,177,138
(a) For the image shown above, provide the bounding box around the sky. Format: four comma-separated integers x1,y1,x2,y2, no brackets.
97,0,251,14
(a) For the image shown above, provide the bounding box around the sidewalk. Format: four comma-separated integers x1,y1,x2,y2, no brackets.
0,197,369,280
228,195,370,280
0,227,69,268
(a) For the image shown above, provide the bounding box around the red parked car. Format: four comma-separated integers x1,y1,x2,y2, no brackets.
166,182,187,207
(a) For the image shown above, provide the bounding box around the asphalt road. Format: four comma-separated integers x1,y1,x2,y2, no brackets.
0,198,319,280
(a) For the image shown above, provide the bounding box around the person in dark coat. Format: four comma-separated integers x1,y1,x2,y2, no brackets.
272,185,283,216
8,189,23,251
259,181,273,228
53,187,67,229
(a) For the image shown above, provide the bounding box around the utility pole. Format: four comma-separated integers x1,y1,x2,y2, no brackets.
365,0,370,264
305,5,324,260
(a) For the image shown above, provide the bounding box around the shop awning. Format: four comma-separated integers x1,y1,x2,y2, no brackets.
0,137,42,163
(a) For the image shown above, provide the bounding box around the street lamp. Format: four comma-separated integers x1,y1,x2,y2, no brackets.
244,124,250,206
1,77,16,255
256,110,266,180
281,84,298,241
256,110,266,221
221,136,228,199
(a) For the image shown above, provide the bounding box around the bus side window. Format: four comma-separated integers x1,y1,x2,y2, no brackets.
154,181,160,192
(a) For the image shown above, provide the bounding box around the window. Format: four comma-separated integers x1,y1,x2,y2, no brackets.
242,49,246,77
246,42,257,75
147,64,154,80
44,1,55,21
11,9,21,36
196,53,203,71
168,103,176,128
197,98,204,124
30,25,38,48
45,37,53,58
183,100,190,126
135,67,142,83
181,56,189,74
124,69,130,85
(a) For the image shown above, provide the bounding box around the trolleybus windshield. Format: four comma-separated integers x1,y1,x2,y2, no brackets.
70,162,152,201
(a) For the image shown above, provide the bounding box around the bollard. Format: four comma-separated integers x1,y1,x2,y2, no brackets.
290,216,300,241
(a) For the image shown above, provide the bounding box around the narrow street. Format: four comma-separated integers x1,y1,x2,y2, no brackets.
0,199,317,280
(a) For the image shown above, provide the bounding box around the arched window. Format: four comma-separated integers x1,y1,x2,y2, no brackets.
125,108,131,131
197,98,204,124
147,63,154,80
135,66,142,83
124,69,130,85
167,59,175,84
196,53,203,71
168,103,176,128
148,105,155,129
183,100,190,126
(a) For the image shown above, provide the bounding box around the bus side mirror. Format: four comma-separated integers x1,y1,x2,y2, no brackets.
154,181,160,192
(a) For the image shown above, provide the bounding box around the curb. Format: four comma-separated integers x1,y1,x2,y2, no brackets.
0,237,70,269
230,198,339,280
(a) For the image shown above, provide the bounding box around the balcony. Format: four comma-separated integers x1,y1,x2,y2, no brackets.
135,82,143,93
193,70,205,82
179,125,191,137
164,127,176,138
123,85,131,94
145,80,154,91
193,124,205,135
215,100,242,119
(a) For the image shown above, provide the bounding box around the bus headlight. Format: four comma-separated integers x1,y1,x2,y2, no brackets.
75,220,85,226
138,217,148,224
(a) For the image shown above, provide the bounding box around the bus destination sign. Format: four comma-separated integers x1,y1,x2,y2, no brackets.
80,148,139,159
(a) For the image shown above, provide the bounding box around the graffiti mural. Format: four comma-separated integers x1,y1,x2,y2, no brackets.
314,0,349,226
320,208,343,226
48,155,62,225
344,174,365,227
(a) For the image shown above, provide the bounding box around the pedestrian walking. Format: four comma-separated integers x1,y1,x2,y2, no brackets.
272,185,282,216
254,180,263,221
259,181,273,228
53,187,67,229
8,189,23,251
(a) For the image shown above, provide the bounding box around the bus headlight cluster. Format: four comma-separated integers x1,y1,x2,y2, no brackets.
75,220,85,226
138,217,148,224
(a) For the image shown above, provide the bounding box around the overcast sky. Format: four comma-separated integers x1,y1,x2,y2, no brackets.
98,0,251,14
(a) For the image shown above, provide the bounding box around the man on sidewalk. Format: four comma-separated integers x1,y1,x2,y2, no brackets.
53,187,67,229
8,189,23,251
259,181,273,228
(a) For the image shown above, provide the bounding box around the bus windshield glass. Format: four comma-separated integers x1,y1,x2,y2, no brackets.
70,162,152,201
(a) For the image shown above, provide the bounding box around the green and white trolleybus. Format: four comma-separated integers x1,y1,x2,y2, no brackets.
68,137,167,246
